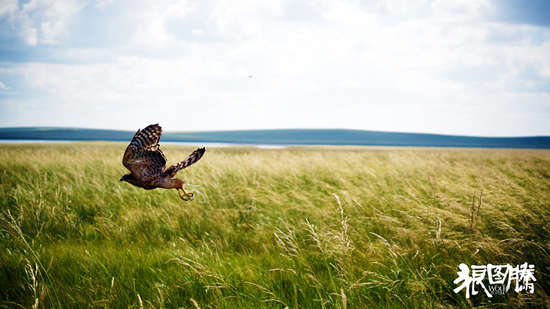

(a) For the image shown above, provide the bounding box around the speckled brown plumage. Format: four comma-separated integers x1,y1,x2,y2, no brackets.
120,124,205,201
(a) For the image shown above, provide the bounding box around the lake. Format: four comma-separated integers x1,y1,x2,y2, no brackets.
0,139,287,149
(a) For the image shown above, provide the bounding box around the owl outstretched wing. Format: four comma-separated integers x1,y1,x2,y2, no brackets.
163,147,206,177
122,124,167,182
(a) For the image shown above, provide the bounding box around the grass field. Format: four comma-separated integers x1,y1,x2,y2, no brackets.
1,143,549,308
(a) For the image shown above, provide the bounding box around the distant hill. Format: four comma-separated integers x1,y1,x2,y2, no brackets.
0,127,549,149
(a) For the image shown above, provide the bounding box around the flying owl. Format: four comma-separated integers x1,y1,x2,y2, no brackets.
120,124,205,201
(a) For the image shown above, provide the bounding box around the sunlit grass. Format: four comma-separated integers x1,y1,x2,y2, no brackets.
1,143,549,308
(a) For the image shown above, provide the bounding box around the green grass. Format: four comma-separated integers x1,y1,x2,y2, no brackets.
0,143,549,308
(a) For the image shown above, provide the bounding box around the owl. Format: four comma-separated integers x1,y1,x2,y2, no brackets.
120,124,205,201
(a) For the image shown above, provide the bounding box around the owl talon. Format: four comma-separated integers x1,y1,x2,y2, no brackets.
178,187,193,201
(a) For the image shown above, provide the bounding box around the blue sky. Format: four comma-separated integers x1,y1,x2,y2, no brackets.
1,0,549,136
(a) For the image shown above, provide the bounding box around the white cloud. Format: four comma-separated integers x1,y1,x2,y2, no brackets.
95,0,113,8
0,0,18,16
1,0,83,46
339,80,361,89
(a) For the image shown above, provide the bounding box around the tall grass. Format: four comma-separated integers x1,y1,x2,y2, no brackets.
0,143,549,308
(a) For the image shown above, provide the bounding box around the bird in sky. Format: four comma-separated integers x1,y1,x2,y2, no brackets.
120,124,205,201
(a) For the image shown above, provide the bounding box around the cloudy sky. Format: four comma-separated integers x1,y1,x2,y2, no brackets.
0,0,549,136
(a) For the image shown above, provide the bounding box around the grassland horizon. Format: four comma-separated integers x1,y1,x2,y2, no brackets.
1,143,549,308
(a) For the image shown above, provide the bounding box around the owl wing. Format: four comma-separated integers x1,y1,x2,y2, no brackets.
123,124,167,182
163,147,205,177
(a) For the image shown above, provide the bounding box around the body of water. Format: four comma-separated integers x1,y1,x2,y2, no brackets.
0,139,287,149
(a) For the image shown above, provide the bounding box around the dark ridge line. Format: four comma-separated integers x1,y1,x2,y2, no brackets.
0,127,549,149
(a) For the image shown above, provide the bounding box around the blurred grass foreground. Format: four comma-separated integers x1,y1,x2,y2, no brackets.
0,143,549,308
